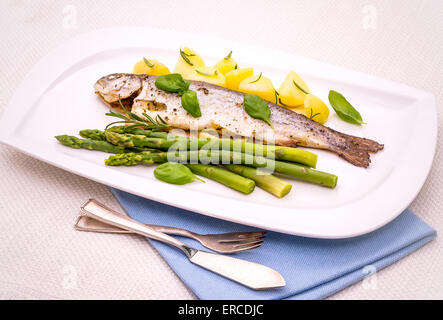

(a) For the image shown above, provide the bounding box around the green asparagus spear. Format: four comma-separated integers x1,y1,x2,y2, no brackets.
107,126,169,139
79,129,107,141
105,150,337,188
224,164,292,198
105,151,157,166
105,131,199,149
102,152,254,194
186,164,255,194
56,135,126,154
105,131,318,167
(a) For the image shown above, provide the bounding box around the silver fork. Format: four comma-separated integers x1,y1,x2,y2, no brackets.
75,200,266,254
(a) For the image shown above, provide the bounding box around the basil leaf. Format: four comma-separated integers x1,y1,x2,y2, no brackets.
154,162,203,185
155,73,190,95
155,74,202,118
181,90,201,118
243,94,273,128
328,90,365,125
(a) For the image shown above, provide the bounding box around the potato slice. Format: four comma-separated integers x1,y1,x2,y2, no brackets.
173,47,205,78
277,71,310,107
214,51,238,75
225,68,254,90
186,66,226,86
133,58,170,76
238,73,275,102
304,94,330,124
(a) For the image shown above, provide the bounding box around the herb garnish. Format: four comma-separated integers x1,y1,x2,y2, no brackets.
196,69,218,77
181,90,201,118
274,90,288,106
155,74,202,118
179,48,195,66
105,95,168,131
328,90,365,125
274,90,280,104
155,73,190,95
250,72,262,83
224,50,233,60
154,162,204,185
293,80,309,94
308,108,320,120
143,57,155,68
244,94,273,128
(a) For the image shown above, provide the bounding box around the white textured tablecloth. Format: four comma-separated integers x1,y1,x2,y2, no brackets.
0,0,442,299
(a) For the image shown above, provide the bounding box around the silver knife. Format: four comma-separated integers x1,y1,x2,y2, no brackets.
80,199,285,290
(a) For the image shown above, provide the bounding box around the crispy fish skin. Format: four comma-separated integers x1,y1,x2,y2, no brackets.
94,73,383,167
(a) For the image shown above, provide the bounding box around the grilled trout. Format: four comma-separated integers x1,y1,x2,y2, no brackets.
94,73,383,167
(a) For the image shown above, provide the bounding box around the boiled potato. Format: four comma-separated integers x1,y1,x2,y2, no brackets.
173,47,205,77
285,105,306,115
278,71,310,107
214,51,237,75
224,68,253,90
238,73,275,102
186,66,226,86
304,94,330,124
133,58,170,76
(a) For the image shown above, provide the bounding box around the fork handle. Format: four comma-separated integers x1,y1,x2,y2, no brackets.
147,225,198,239
75,215,198,239
80,199,197,258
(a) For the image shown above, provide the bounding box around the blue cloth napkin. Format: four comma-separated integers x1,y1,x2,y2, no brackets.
110,188,436,300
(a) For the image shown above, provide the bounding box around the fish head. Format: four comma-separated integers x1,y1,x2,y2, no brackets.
94,73,146,108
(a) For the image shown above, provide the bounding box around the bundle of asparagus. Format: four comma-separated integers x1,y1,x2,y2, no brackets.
55,96,338,198
56,126,337,198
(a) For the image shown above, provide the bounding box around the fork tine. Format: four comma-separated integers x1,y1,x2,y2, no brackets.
233,240,264,249
218,231,266,243
237,231,267,239
230,244,263,253
230,241,264,253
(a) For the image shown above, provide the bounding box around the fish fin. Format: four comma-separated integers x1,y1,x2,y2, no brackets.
337,148,371,168
335,133,384,168
340,133,384,153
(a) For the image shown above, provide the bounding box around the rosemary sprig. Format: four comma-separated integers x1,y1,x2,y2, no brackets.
274,90,280,104
293,80,310,94
224,50,233,60
196,69,218,77
308,108,320,120
180,48,195,66
105,95,169,131
279,99,289,107
143,57,155,68
250,72,262,83
274,90,288,106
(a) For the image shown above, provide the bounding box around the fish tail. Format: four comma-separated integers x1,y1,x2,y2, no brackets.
333,132,384,168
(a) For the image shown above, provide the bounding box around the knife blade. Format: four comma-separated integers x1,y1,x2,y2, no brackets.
190,250,285,290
